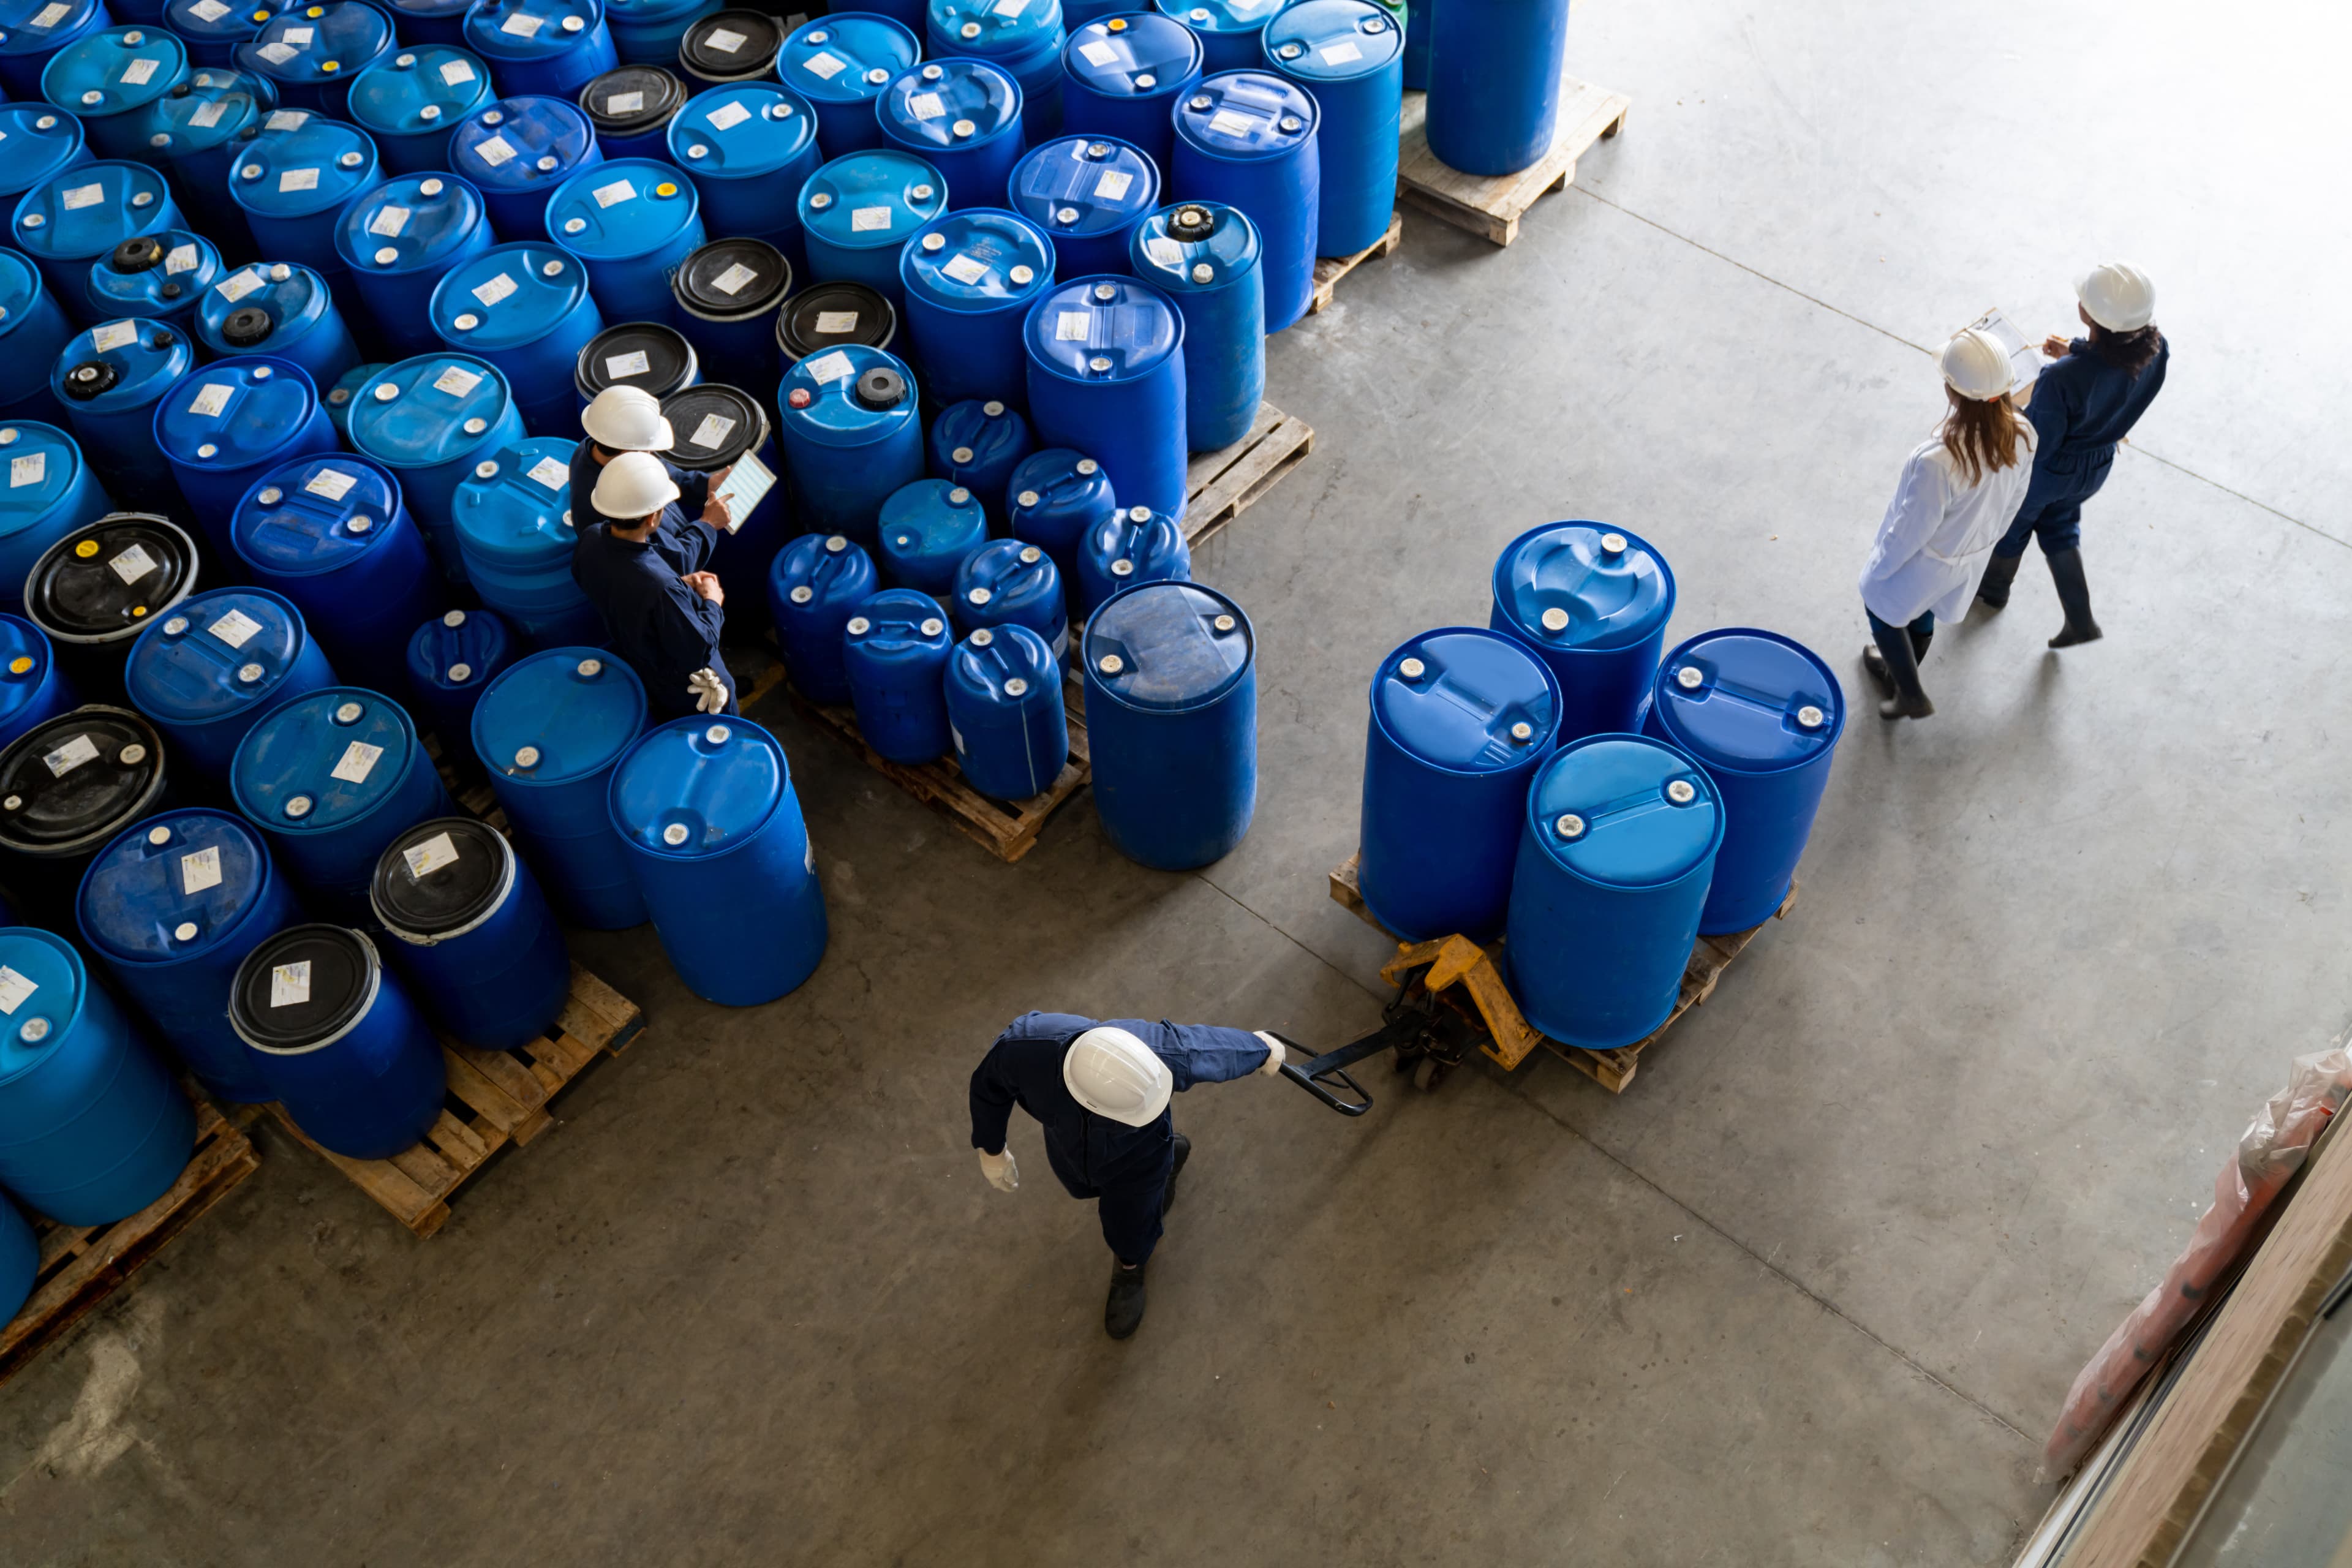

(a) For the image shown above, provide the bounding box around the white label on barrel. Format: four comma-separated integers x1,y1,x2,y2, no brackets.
331,739,382,783
304,467,356,500
850,205,893,231
689,412,736,449
265,109,308,131
951,725,964,753
592,178,635,208
474,134,517,166
805,349,853,384
279,166,320,193
368,204,410,236
605,90,644,113
1076,39,1118,66
402,830,461,879
605,349,650,378
432,363,483,398
281,24,313,43
1055,310,1090,340
216,268,263,301
122,55,161,85
907,91,944,119
1319,39,1362,64
92,320,137,352
1208,108,1253,137
208,606,263,647
705,100,750,131
812,310,858,334
704,26,745,50
43,733,97,777
165,243,199,273
257,41,296,62
1094,169,1131,201
712,262,758,295
28,2,70,26
0,967,36,1016
7,453,43,488
269,961,310,1008
440,58,476,84
61,182,104,210
187,381,234,416
500,11,542,34
1143,236,1182,268
527,456,567,489
942,252,988,284
802,49,846,79
190,99,228,128
992,0,1026,15
180,845,222,895
714,451,772,524
107,542,156,583
472,271,518,307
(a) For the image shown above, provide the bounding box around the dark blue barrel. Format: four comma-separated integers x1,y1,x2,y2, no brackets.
579,62,684,160
573,317,697,410
225,115,384,287
50,313,192,514
1506,733,1723,1049
345,353,527,584
369,814,568,1051
0,704,168,915
1489,521,1675,744
124,67,273,254
228,684,454,919
1128,200,1259,450
876,58,1025,214
606,0,718,63
194,262,359,389
775,342,921,546
951,535,1063,657
878,478,984,595
1074,499,1186,617
323,361,385,435
1425,0,1569,176
1024,273,1185,518
606,714,826,1004
0,104,91,224
233,1,392,116
462,0,618,102
841,585,949,762
0,1191,34,1319
0,420,110,612
233,453,442,693
0,0,111,100
11,159,180,314
74,807,296,1101
0,925,194,1224
346,43,493,174
675,7,782,91
153,356,335,560
1062,11,1199,172
775,277,897,369
927,397,1030,524
451,435,603,646
336,173,496,361
1,248,77,426
164,0,289,67
1400,0,1425,87
1060,0,1123,21
1643,628,1843,935
122,586,336,779
1082,578,1251,868
1004,445,1110,587
945,620,1062,799
1357,625,1559,941
228,922,445,1157
1170,70,1316,331
384,0,467,45
38,24,186,162
450,94,602,241
924,0,1063,143
1263,0,1396,257
900,208,1053,410
1007,133,1157,279
766,530,873,705
777,13,916,156
429,239,603,436
83,229,218,328
666,82,818,277
472,646,646,927
0,612,78,752
22,511,197,702
545,156,703,323
1153,0,1281,74
670,238,788,403
403,605,514,744
797,148,944,309
658,380,786,588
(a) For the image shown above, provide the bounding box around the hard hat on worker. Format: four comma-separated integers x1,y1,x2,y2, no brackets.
591,450,682,521
1939,326,2013,401
1063,1027,1173,1126
2075,261,2155,331
581,384,676,453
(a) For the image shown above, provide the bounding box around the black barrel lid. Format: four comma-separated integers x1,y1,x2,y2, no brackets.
777,281,896,363
220,305,276,349
370,816,510,938
26,514,198,647
659,383,767,470
576,322,698,400
59,358,121,401
231,924,377,1052
107,235,167,275
854,366,907,411
580,65,684,134
680,9,782,78
0,706,166,854
673,238,790,320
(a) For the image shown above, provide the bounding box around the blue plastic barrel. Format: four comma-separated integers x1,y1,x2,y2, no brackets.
0,1191,35,1319
451,435,601,646
165,0,290,67
876,58,1026,213
675,7,780,89
605,0,719,64
346,43,492,174
658,380,785,587
0,420,110,613
951,536,1063,654
944,621,1063,799
123,66,273,252
228,922,445,1157
767,531,874,704
1075,500,1186,617
0,104,90,216
1507,733,1723,1049
1401,0,1425,86
607,714,825,1003
775,342,921,546
153,356,335,560
123,586,336,779
841,585,949,762
37,24,185,162
21,513,197,703
10,159,179,314
1489,521,1675,744
926,0,1063,142
579,62,684,160
670,237,788,401
1170,70,1316,331
0,703,168,913
74,807,297,1101
0,612,78,752
345,353,526,585
1007,133,1157,279
927,397,1031,524
0,0,111,100
369,814,569,1051
666,81,818,276
775,277,897,368
429,240,602,437
1357,625,1559,941
462,0,618,102
450,94,602,241
1024,273,1185,519
1062,11,1199,172
384,0,467,45
336,172,496,361
0,248,76,426
877,478,984,595
777,12,916,156
323,360,386,435
1004,445,1110,587
0,925,194,1224
798,148,943,308
232,453,442,693
50,312,191,514
225,115,383,286
234,1,392,116
1153,0,1281,75
544,156,703,323
403,605,513,744
194,261,359,389
1082,578,1251,868
573,317,696,410
1643,628,1843,935
471,645,646,927
1426,0,1568,176
899,208,1053,410
1128,200,1259,450
1263,0,1396,257
83,229,217,327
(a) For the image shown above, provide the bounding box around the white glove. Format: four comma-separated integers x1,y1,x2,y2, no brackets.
687,668,729,715
1254,1031,1287,1077
978,1148,1019,1193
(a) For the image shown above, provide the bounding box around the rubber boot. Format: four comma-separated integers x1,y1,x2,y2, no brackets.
1975,551,2023,609
1160,1133,1191,1216
1861,627,1932,690
2045,548,2103,648
1105,1261,1148,1339
1867,618,1934,720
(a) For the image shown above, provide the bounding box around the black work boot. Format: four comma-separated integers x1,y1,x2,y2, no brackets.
1975,551,2023,609
1105,1261,1148,1340
2044,548,2103,647
1864,620,1934,720
1160,1133,1192,1216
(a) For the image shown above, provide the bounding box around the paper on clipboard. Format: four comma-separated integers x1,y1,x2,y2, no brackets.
712,454,775,533
1970,308,2043,392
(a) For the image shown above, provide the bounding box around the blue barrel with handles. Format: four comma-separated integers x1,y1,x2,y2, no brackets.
165,0,293,67
1643,628,1843,935
471,645,644,927
226,115,383,285
1170,70,1316,331
1490,521,1675,744
369,813,569,1052
0,1191,31,1320
1427,0,1568,176
775,277,896,368
335,173,495,361
122,585,336,779
944,620,1061,799
841,585,948,761
607,714,826,1004
658,380,785,588
231,451,443,693
1004,445,1110,588
451,435,601,646
573,317,696,410
21,513,197,706
1263,0,1396,257
927,396,1030,524
666,81,817,276
1007,133,1156,279
429,240,603,436
194,261,359,389
579,62,683,160
1507,733,1722,1050
123,66,274,252
545,156,703,324
11,159,179,315
228,684,454,919
670,237,788,401
463,0,618,101
1024,273,1185,519
345,353,526,584
450,94,601,241
0,708,166,921
1082,578,1252,869
775,342,920,546
1,248,76,426
675,8,781,89
0,422,110,614
1062,11,1199,172
951,535,1062,657
1357,625,1559,941
899,208,1052,410
0,0,111,100
50,312,192,514
234,1,393,116
797,148,943,309
404,604,513,743
604,0,718,64
876,58,1025,214
1153,0,1280,74
37,24,184,161
1128,200,1259,450
153,356,335,559
766,530,872,704
345,43,492,174
76,808,296,1102
228,921,445,1157
877,477,983,595
777,12,915,156
322,360,383,435
1074,500,1186,617
383,0,466,44
0,924,194,1225
0,612,78,752
83,230,218,328
0,104,90,214
926,0,1063,142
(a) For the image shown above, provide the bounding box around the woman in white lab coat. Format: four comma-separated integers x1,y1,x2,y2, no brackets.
1857,328,2038,720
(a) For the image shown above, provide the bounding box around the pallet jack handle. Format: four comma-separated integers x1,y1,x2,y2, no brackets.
1274,1011,1430,1117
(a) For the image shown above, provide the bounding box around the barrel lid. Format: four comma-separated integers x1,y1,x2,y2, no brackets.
1009,135,1159,238
880,478,984,559
1084,581,1249,711
371,814,506,935
576,320,695,398
407,604,510,692
0,105,84,200
1024,273,1180,383
236,1,393,91
346,354,513,470
1172,70,1316,157
166,0,286,47
0,928,83,1073
463,0,606,62
0,0,104,60
87,229,221,315
430,240,586,350
451,434,573,567
1082,502,1183,578
581,63,682,134
450,94,594,194
775,281,894,361
50,317,191,412
665,81,812,178
777,343,915,449
129,66,273,160
1153,0,1281,38
673,236,788,319
229,922,374,1050
231,685,416,830
877,56,1019,149
1262,0,1398,78
947,618,1055,703
1525,734,1724,889
232,452,404,575
1491,521,1675,654
778,12,916,104
679,9,781,78
1007,445,1113,516
660,382,765,471
383,0,469,23
323,361,382,430
1650,628,1845,773
1131,198,1258,288
228,115,379,219
473,646,644,783
40,26,185,124
0,614,56,731
0,705,165,853
78,808,273,963
608,714,784,857
931,396,1028,466
12,159,173,263
27,513,195,645
799,149,944,252
195,260,331,355
899,207,1052,312
546,157,698,261
845,586,949,658
153,356,321,473
347,44,491,138
0,422,85,542
954,534,1057,606
123,586,309,722
335,172,484,276
1065,13,1199,96
772,529,875,608
1371,628,1556,775
927,0,1061,55
0,250,47,334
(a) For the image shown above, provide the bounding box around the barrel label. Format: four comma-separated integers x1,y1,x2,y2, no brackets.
187,381,235,417
61,183,104,211
190,99,228,128
474,134,517,166
440,58,476,85
265,109,309,131
812,311,859,334
304,467,357,500
269,960,311,1008
179,845,222,895
992,0,1027,15
592,178,636,208
402,830,462,879
704,100,750,132
499,11,543,35
208,606,263,647
907,91,945,120
802,50,847,80
850,205,894,232
1076,39,1118,66
943,252,989,285
123,55,162,85
27,2,69,26
7,453,43,489
951,725,964,753
527,456,568,490
1143,236,1182,270
1054,310,1091,341
331,739,383,783
42,733,97,777
215,269,263,302
279,166,321,193
91,320,137,352
257,41,297,62
1095,169,1132,201
165,243,200,273
432,363,484,398
281,24,314,43
713,452,772,524
368,204,412,237
804,835,815,873
1319,39,1362,64
804,349,853,384
0,966,36,1015
704,26,745,51
605,349,650,378
472,271,519,307
605,91,644,114
108,542,157,584
689,412,737,450
711,262,759,295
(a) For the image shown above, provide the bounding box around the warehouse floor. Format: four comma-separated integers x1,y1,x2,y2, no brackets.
7,4,2350,1564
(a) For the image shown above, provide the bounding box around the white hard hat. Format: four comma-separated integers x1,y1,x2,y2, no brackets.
591,450,681,521
581,384,675,452
1063,1027,1172,1127
1939,326,2013,401
2075,261,2155,331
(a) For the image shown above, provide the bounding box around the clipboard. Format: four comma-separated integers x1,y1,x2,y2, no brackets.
711,452,776,532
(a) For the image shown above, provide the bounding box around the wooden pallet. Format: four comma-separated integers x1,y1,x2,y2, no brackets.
261,964,644,1238
1308,210,1404,315
1185,402,1315,551
1327,851,1793,1094
1396,74,1630,247
0,1096,259,1387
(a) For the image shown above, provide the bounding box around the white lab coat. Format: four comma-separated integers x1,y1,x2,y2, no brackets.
1856,421,2038,625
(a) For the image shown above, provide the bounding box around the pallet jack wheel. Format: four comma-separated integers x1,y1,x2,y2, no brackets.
1412,1056,1444,1093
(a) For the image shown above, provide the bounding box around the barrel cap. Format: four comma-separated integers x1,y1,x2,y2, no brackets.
1131,198,1259,288
0,421,86,546
924,0,1060,56
0,104,86,202
1261,0,1400,79
227,114,380,219
663,81,813,178
770,528,876,614
880,478,984,564
0,927,87,1079
405,604,511,696
948,619,1055,704
473,644,644,783
346,353,514,470
545,155,699,262
86,228,222,317
12,159,176,264
899,207,1053,312
1649,628,1845,772
775,280,895,362
370,814,508,937
0,704,166,856
154,355,322,473
165,0,288,51
347,43,491,140
50,316,191,411
777,12,917,105
777,343,917,450
799,148,945,252
678,9,782,80
1525,733,1724,888
194,260,334,358
461,0,604,66
1492,521,1676,654
1172,69,1317,157
0,613,59,733
450,434,575,569
232,452,405,575
660,382,766,471
1008,134,1158,238
235,1,395,95
1084,581,1250,711
579,63,682,134
954,535,1060,617
429,239,587,350
1372,627,1558,774
229,683,417,831
123,586,311,723
449,94,594,195
38,25,186,124
673,236,789,320
1024,273,1181,383
334,170,486,275
1064,12,1200,97
876,55,1020,149
228,922,377,1051
1152,0,1283,39
26,513,196,646
77,807,275,963
126,66,274,160
608,712,786,857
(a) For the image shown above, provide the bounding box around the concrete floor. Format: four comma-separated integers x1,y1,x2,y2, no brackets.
7,3,2351,1563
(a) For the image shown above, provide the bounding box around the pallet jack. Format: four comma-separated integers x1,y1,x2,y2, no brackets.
1276,935,1547,1115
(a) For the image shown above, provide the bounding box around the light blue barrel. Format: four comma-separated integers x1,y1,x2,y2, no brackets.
946,620,1061,799
164,0,290,67
797,148,943,308
766,531,873,705
1152,0,1281,75
336,172,496,361
0,704,169,912
0,612,78,752
0,420,110,613
194,261,359,390
225,115,384,287
74,807,298,1102
579,62,684,160
1061,11,1199,172
228,922,445,1158
1023,273,1185,518
123,586,336,780
666,81,818,277
573,317,696,410
775,277,897,368
675,8,780,90
37,24,186,162
462,0,617,102
775,342,921,547
0,104,91,219
603,0,718,65
1082,578,1252,869
429,240,603,437
369,814,569,1052
926,0,1063,142
233,1,393,116
10,159,180,315
842,585,949,763
346,43,494,174
22,513,197,704
0,0,111,101
1128,200,1259,450
450,94,602,241
383,0,469,45
899,208,1052,410
876,58,1025,213
403,605,514,745
229,684,455,919
1007,133,1157,279
656,380,786,589
0,925,194,1225
670,238,788,402
0,1190,34,1320
123,66,273,254
951,535,1063,658
471,645,646,927
1075,499,1186,617
1004,444,1110,588
233,453,442,693
1643,628,1844,935
544,156,703,323
1,247,77,426
1170,70,1316,331
452,435,603,646
322,360,385,436
927,396,1031,525
777,12,916,156
877,478,984,595
1506,733,1723,1050
1263,0,1396,257
50,312,192,515
82,228,218,328
345,353,527,586
1426,0,1569,176
153,356,335,560
1357,625,1559,941
1489,521,1675,745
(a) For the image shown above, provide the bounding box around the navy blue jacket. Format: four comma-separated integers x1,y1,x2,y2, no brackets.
570,514,737,719
570,441,712,535
2022,335,2169,511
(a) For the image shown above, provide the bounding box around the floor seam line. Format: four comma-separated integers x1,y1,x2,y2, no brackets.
1194,874,1391,1007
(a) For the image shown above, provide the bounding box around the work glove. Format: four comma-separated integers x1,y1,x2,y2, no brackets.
687,668,729,715
1254,1031,1287,1077
978,1148,1019,1193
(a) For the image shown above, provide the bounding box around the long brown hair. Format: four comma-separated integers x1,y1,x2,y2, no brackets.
2087,320,2164,376
1940,386,2027,486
